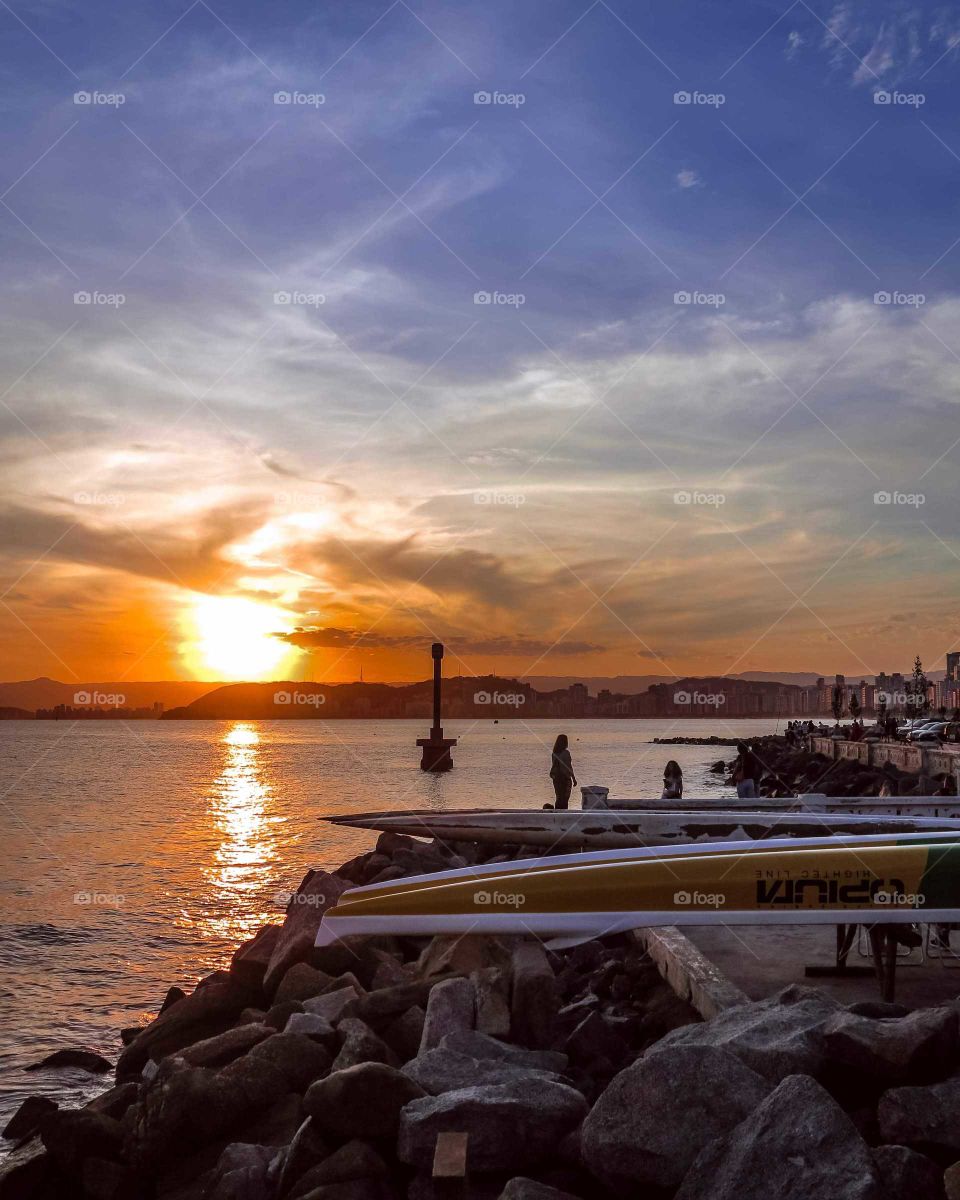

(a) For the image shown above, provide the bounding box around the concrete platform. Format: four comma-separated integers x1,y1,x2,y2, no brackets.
684,923,960,1008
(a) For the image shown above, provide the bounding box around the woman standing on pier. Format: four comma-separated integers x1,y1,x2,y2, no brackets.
549,734,578,810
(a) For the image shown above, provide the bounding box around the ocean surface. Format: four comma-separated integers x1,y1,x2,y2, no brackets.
0,716,780,1131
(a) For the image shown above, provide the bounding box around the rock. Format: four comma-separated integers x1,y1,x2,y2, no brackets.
295,1177,395,1200
117,970,257,1079
209,1142,280,1200
872,1145,942,1200
511,943,559,1050
369,955,407,991
25,1047,112,1074
675,1074,883,1200
231,925,282,993
419,978,476,1053
848,1001,912,1019
560,1011,629,1072
382,1006,425,1061
946,1160,960,1200
498,1181,580,1200
304,1062,426,1139
82,1156,137,1200
179,1023,274,1068
287,1139,387,1199
822,1007,958,1085
274,1116,330,1198
332,1018,398,1071
2,1095,57,1141
0,1135,52,1200
238,1008,268,1025
304,986,363,1025
160,985,186,1013
40,1109,122,1174
237,1091,305,1147
242,1032,332,1094
440,1031,567,1073
264,870,350,995
266,1000,306,1031
398,1078,588,1173
415,935,512,979
312,937,400,990
582,1044,773,1191
285,1012,337,1043
878,1073,960,1150
86,1081,140,1121
474,967,512,1038
647,984,842,1083
353,979,445,1028
403,1046,562,1095
275,963,335,1007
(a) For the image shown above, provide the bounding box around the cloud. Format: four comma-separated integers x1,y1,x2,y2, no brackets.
676,169,702,190
275,626,604,658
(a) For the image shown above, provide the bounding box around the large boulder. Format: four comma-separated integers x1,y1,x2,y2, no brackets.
675,1074,883,1200
419,978,476,1053
382,1006,426,1061
2,1095,58,1141
332,1019,398,1071
872,1145,942,1200
398,1078,588,1173
647,985,842,1083
582,1044,774,1191
179,1023,274,1068
439,1031,567,1074
40,1110,122,1175
116,970,257,1078
511,943,559,1050
402,1046,562,1096
304,985,363,1025
415,935,513,979
230,925,282,994
878,1073,960,1151
498,1181,580,1200
263,870,350,995
287,1139,388,1199
208,1142,281,1200
351,979,444,1028
274,964,335,1006
822,1007,958,1085
25,1048,112,1074
304,1062,426,1139
473,966,512,1038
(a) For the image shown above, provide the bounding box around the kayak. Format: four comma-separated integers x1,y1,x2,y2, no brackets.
315,834,960,947
324,807,960,850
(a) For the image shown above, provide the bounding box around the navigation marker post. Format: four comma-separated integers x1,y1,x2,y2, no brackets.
417,642,457,772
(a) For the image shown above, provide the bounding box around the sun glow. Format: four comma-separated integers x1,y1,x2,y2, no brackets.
181,595,300,680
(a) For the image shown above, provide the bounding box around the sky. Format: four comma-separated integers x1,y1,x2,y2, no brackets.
1,0,960,685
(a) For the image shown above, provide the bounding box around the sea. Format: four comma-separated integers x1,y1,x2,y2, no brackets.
0,716,781,1131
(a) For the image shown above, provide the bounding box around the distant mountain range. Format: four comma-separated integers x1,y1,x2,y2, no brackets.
1,668,946,715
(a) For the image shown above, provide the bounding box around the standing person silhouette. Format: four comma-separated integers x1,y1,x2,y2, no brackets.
549,734,577,810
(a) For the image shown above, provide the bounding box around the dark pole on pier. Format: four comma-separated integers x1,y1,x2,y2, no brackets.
417,642,457,771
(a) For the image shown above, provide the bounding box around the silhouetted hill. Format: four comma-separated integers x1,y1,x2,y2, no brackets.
0,678,219,713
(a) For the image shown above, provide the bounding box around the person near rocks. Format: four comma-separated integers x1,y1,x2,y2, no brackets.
549,734,577,810
661,760,683,799
733,741,762,799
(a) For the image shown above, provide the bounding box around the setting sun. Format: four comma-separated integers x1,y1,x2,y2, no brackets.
181,596,300,681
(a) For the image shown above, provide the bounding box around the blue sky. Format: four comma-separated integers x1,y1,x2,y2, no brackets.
2,0,960,683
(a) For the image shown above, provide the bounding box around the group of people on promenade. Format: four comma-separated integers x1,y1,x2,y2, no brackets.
546,734,772,806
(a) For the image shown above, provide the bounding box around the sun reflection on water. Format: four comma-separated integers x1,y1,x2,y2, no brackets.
198,722,283,945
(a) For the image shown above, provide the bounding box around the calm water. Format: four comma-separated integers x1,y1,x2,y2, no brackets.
0,717,779,1128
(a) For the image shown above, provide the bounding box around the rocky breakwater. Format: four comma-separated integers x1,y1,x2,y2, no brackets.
4,831,960,1199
